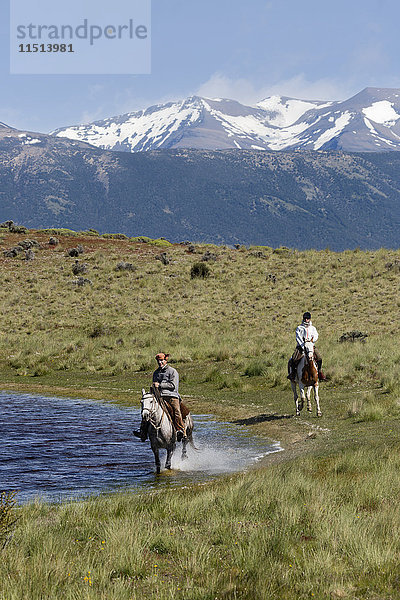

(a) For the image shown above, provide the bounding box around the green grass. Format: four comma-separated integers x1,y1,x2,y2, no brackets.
1,230,400,598
2,443,400,599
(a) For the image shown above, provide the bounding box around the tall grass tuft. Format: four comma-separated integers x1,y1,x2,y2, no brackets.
0,491,18,550
243,358,268,377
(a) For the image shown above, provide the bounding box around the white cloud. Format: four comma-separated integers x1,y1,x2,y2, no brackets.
79,107,109,125
196,73,358,104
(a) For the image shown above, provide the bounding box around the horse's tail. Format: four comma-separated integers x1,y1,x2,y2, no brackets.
186,415,200,451
188,430,199,452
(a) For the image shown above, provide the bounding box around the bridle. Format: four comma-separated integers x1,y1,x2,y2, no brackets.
303,341,315,366
141,392,166,431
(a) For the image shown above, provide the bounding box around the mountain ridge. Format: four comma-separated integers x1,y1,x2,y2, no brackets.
51,87,400,153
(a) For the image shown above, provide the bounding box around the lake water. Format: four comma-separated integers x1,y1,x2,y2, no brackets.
0,391,282,503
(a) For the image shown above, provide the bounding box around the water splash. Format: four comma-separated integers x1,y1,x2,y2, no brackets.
171,415,281,473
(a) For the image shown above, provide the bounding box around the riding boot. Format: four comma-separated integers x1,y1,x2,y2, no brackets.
287,358,293,380
133,420,149,442
317,360,327,381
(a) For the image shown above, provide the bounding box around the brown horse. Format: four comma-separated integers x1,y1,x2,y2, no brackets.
290,341,322,417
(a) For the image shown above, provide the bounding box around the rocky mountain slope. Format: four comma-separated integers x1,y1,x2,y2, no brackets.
0,126,399,250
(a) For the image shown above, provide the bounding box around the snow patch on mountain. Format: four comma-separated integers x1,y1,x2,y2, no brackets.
54,100,204,151
362,101,400,126
313,112,353,149
256,96,333,127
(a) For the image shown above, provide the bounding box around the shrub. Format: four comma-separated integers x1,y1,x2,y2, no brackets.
155,252,170,265
149,238,173,247
89,323,108,338
273,246,291,254
339,331,368,343
115,262,136,272
38,228,78,236
67,245,84,257
72,261,88,275
190,262,210,279
201,250,217,262
131,236,153,243
71,277,92,286
0,220,13,229
78,229,100,236
9,224,27,234
102,233,129,239
3,247,23,258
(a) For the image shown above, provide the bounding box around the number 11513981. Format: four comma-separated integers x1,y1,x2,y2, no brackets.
18,44,74,52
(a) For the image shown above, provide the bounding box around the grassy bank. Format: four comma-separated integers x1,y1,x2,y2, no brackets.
1,440,400,599
1,229,400,598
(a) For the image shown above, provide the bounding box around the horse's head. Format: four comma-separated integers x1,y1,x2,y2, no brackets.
303,341,315,362
141,388,155,421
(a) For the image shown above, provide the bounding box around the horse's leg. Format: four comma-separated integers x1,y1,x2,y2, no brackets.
181,436,188,460
298,380,306,410
314,384,322,417
165,443,175,470
291,381,301,416
306,386,312,412
151,441,161,474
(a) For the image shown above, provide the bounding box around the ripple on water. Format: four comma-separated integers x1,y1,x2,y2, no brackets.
0,392,282,503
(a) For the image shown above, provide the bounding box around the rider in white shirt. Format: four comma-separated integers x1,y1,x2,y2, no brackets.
296,316,319,347
288,312,326,381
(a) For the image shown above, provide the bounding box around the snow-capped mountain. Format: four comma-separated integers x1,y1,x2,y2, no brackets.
52,87,400,153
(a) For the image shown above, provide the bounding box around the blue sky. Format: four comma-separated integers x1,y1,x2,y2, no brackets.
1,0,400,132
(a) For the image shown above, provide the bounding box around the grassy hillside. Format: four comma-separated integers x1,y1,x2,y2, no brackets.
1,229,400,599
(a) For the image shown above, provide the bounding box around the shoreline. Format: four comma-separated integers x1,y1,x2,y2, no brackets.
0,379,332,482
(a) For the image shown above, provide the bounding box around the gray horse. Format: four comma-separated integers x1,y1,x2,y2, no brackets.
140,389,195,473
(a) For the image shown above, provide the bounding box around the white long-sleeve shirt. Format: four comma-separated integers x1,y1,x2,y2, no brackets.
295,321,319,347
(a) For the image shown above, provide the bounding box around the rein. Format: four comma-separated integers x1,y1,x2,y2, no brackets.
142,391,175,433
142,394,165,431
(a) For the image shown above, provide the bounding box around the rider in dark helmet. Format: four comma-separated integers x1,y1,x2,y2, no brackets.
287,312,326,381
